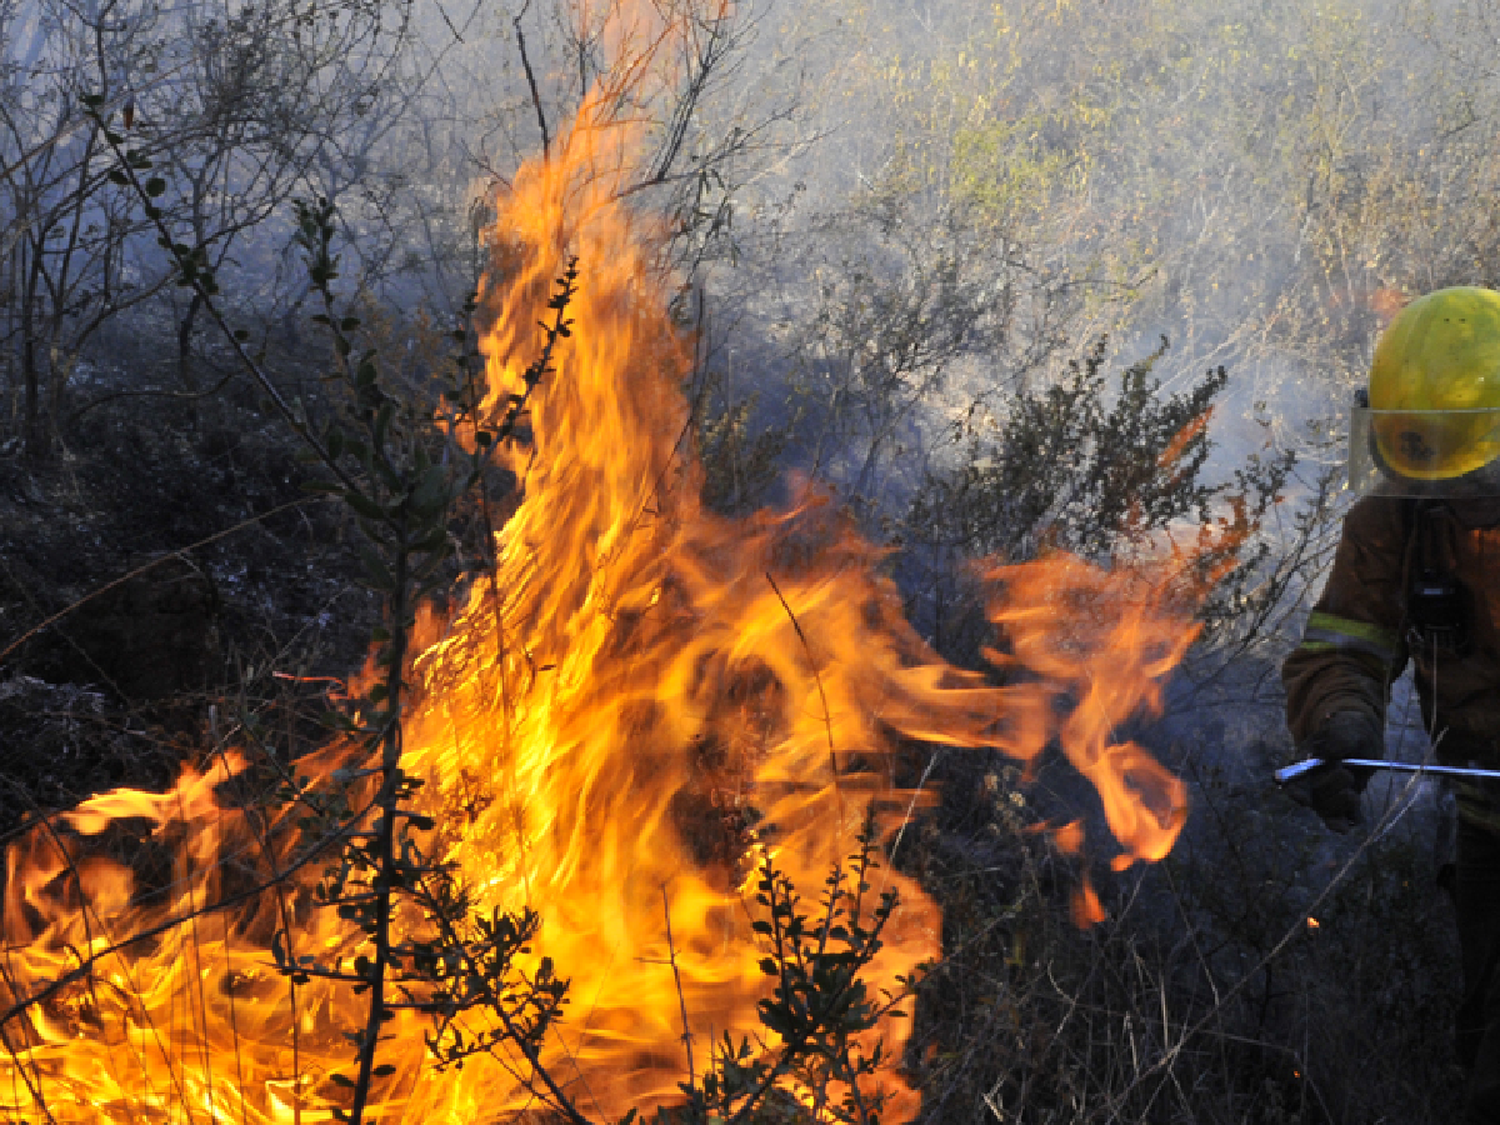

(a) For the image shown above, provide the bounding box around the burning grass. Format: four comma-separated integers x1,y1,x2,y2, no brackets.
0,48,1222,1125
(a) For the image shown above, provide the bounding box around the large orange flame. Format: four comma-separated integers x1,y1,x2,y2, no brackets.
0,49,1216,1125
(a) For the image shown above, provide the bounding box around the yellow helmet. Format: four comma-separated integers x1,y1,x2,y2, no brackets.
1367,286,1500,482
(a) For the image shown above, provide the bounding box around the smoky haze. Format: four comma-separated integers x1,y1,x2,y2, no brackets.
8,0,1500,599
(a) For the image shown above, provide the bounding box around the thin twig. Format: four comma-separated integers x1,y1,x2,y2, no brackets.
765,571,842,813
0,496,331,669
68,370,236,424
514,11,551,162
661,883,696,1088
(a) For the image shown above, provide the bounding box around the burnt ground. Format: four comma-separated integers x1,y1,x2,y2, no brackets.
0,392,376,833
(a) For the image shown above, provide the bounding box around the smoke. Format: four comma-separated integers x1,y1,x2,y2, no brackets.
697,0,1500,504
13,0,1499,572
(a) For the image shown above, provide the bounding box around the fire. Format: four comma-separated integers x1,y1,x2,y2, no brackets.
985,554,1197,925
0,32,1218,1125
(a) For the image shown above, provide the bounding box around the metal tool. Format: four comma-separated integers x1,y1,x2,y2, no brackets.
1275,757,1500,786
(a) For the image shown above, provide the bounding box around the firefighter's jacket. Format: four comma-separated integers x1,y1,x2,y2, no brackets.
1283,494,1500,826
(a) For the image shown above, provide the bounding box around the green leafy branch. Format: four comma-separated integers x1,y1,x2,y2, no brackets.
676,811,916,1125
271,198,579,1124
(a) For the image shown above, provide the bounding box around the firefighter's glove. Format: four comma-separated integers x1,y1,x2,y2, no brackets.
1288,711,1381,832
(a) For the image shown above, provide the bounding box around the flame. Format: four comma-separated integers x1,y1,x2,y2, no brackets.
1071,881,1106,929
986,554,1193,869
0,37,1223,1125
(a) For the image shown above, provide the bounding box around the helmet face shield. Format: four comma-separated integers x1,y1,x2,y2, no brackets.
1349,403,1500,497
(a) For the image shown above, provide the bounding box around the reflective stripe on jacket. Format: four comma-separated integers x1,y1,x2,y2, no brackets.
1298,610,1403,664
1283,495,1500,827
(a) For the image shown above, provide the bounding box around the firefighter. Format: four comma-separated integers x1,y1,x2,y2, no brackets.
1283,285,1500,1123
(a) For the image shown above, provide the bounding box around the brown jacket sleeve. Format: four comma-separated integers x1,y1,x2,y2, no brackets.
1282,496,1410,746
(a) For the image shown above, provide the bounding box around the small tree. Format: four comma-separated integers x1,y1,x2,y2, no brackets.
0,0,417,458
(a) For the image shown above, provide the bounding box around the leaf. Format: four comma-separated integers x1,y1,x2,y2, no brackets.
373,402,393,452
410,526,448,554
144,176,166,197
355,540,396,591
328,1072,355,1088
408,465,451,518
345,491,384,521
